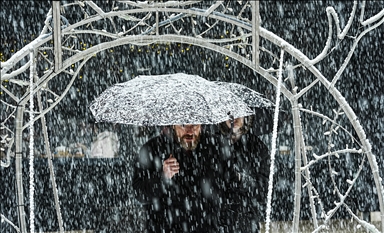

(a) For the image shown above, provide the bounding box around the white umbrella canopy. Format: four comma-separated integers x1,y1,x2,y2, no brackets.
213,81,275,108
213,81,288,135
89,73,254,126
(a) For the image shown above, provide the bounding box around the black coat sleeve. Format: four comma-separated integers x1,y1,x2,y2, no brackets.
250,136,270,204
132,140,169,204
234,136,270,198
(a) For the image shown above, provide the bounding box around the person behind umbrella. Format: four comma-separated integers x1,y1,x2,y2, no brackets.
219,116,271,233
132,124,242,233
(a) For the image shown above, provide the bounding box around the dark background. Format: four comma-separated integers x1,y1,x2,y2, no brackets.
1,1,383,232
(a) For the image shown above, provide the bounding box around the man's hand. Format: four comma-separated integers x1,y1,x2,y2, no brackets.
163,154,179,179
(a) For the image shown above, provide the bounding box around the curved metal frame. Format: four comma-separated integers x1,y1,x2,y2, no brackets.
1,1,383,233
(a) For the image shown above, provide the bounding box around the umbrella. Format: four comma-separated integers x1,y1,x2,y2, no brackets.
89,73,254,126
213,81,275,108
213,81,286,135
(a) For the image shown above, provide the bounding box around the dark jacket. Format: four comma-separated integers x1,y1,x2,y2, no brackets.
132,131,242,233
219,133,270,233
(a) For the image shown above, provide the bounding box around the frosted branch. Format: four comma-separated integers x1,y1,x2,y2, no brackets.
86,1,107,18
1,33,50,78
265,49,284,233
361,8,384,26
358,1,366,23
1,85,19,103
1,60,31,81
300,148,361,171
1,1,383,232
309,1,357,64
36,87,64,231
329,16,384,88
300,124,318,228
119,1,201,8
295,79,319,99
203,1,223,16
313,155,368,232
329,1,357,40
22,55,93,130
118,13,152,36
344,204,381,233
300,108,362,147
0,214,20,233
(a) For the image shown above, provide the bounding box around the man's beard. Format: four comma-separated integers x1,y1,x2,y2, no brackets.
177,134,200,151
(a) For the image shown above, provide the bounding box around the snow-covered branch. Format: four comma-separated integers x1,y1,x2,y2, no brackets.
309,1,357,65
0,214,20,233
361,8,384,26
300,148,361,171
329,15,384,88
344,204,381,233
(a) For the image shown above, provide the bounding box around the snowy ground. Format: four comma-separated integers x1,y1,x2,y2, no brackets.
260,216,381,233
39,216,381,233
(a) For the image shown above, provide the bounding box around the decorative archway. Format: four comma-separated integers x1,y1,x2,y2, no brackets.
1,1,383,232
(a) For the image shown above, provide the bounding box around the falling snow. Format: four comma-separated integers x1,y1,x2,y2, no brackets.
1,1,383,233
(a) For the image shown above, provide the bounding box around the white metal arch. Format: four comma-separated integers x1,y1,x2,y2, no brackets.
1,1,383,233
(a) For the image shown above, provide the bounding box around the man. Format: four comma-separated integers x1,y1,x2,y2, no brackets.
132,124,241,233
219,116,270,233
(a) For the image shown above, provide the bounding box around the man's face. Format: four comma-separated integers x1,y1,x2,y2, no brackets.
173,124,201,150
225,117,244,133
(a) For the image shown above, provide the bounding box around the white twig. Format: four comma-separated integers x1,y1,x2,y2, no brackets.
299,108,362,147
203,1,223,16
344,204,381,233
1,214,20,233
86,1,107,18
358,1,366,23
329,16,384,88
1,60,31,81
309,1,357,65
361,8,384,26
301,148,361,171
36,87,65,232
